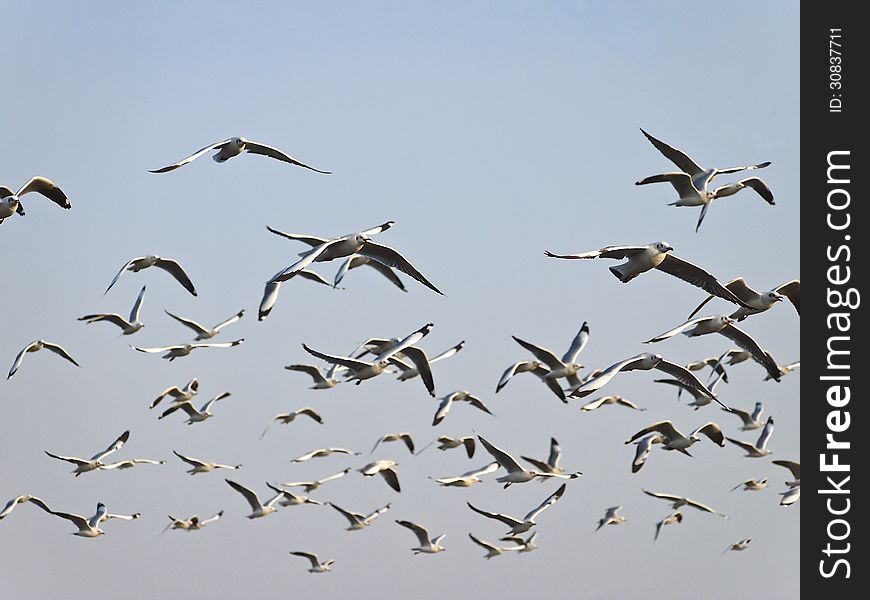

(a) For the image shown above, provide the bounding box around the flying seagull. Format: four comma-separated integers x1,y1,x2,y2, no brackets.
291,448,360,463
688,278,800,321
164,309,244,340
281,468,352,493
172,450,241,475
371,433,416,455
511,322,590,390
149,137,330,174
8,340,79,379
158,393,232,424
284,363,344,390
771,460,801,488
725,538,752,553
78,286,147,335
395,519,446,554
150,378,199,409
654,511,684,541
726,417,775,457
358,460,401,493
257,268,335,321
545,242,752,309
642,489,728,518
724,402,765,431
288,551,335,574
432,390,494,426
105,255,196,296
1,176,69,223
468,533,520,559
44,431,131,476
351,335,438,396
596,506,627,531
30,499,139,537
1,495,48,520
495,360,567,401
223,480,287,519
260,408,324,439
731,479,768,492
626,420,726,455
477,434,580,487
520,438,568,477
163,511,223,533
266,221,443,294
580,395,646,412
467,483,567,535
326,501,391,531
131,339,243,361
430,462,500,487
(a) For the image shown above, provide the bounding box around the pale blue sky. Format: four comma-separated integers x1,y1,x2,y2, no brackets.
1,3,798,598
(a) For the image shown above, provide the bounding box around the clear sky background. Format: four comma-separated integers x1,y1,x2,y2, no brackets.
1,2,799,598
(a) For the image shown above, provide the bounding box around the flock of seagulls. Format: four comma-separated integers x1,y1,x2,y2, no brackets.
3,127,797,576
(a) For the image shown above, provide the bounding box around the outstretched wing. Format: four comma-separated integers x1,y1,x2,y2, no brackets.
149,139,231,173
242,140,331,174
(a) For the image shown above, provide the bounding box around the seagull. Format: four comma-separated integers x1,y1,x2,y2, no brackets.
395,520,446,554
520,438,567,477
596,506,626,531
260,408,324,439
284,363,344,390
302,323,434,391
495,360,566,401
780,486,801,506
433,391,494,426
351,335,438,396
172,450,241,475
726,417,775,457
771,460,801,488
432,435,476,458
274,489,322,508
644,316,782,381
163,511,223,533
0,176,69,223
150,378,199,409
468,533,519,559
105,255,197,296
8,340,79,379
765,360,800,381
164,309,244,340
371,433,415,455
132,339,244,361
731,479,768,492
724,402,765,431
654,511,683,541
257,268,335,321
654,372,726,409
685,356,730,382
0,495,47,520
687,278,800,321
477,434,581,487
224,480,286,519
288,551,335,573
281,468,352,493
44,430,130,476
637,128,771,191
292,448,360,463
266,222,443,294
100,458,166,471
511,322,590,389
635,171,774,232
334,255,407,291
359,460,401,493
580,395,647,412
500,532,539,553
626,421,726,455
30,499,139,537
158,393,232,424
326,501,391,531
570,353,729,411
430,462,500,487
642,489,728,518
78,286,147,335
467,483,567,535
724,538,752,553
149,137,330,174
545,242,752,309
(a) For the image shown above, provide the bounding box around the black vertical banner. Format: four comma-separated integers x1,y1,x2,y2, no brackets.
803,3,865,596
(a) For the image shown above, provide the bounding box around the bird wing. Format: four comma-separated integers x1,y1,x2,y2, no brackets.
512,336,562,370
295,407,324,424
496,361,529,392
358,241,443,295
756,417,775,450
464,394,494,416
476,434,524,473
468,533,500,554
396,519,432,546
398,347,435,396
719,177,775,204
639,128,705,175
654,360,725,407
524,483,567,521
772,460,801,481
519,455,551,472
52,510,92,530
296,269,333,287
91,430,131,462
372,324,434,363
160,401,198,419
289,551,321,568
191,340,244,350
545,245,648,260
265,226,330,247
655,255,753,309
104,257,139,294
241,140,331,174
548,438,562,469
200,511,224,526
225,479,262,511
432,396,453,426
212,310,244,332
78,313,130,329
570,354,650,399
466,503,522,528
17,176,70,208
40,341,80,367
725,406,754,427
379,468,401,493
684,497,726,516
149,139,232,173
326,502,363,526
579,396,608,411
430,341,465,364
172,450,205,468
302,344,371,372
691,422,726,447
257,280,280,321
725,437,759,454
365,503,391,522
635,172,699,197
462,437,477,458
466,462,500,478
562,323,590,363
154,258,197,296
44,451,90,466
775,279,801,314
285,364,329,385
644,316,718,344
129,286,147,323
163,310,210,336
359,258,408,291
719,324,781,381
